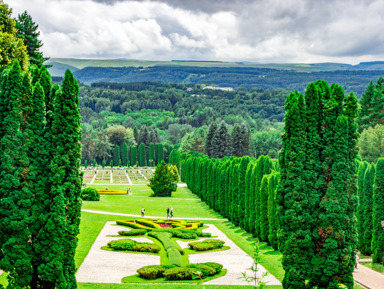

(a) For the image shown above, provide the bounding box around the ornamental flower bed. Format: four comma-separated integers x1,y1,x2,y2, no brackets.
116,218,203,231
98,190,127,195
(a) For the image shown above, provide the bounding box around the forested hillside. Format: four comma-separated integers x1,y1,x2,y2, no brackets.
73,65,384,96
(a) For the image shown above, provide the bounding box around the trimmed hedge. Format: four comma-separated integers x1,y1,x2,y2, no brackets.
116,220,149,230
196,231,211,238
152,228,198,239
116,218,204,231
148,231,183,266
81,187,100,201
188,239,225,251
118,229,147,236
107,239,160,253
137,263,224,280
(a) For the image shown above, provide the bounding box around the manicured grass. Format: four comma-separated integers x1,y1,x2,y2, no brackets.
81,186,221,219
77,284,282,289
361,262,384,273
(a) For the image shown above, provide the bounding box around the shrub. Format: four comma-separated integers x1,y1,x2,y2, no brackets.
81,187,100,201
137,265,165,280
200,262,223,273
197,231,211,238
148,231,183,266
163,267,195,280
187,264,215,277
188,239,225,251
118,229,147,236
107,239,160,253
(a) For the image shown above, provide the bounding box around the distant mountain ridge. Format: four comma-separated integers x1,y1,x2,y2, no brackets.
46,58,384,96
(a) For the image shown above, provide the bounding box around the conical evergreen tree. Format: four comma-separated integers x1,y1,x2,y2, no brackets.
360,164,375,254
206,122,217,158
148,142,155,166
356,161,369,248
121,142,128,166
130,145,137,166
113,145,120,166
139,143,146,166
268,171,279,249
211,120,231,158
372,158,384,263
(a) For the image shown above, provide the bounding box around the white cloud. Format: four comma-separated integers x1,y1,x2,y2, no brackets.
10,0,384,63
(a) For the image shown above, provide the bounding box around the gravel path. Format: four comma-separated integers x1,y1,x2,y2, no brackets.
353,263,384,289
77,221,281,285
76,221,160,283
186,224,281,286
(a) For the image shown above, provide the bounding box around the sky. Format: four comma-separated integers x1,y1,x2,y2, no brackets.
11,0,384,64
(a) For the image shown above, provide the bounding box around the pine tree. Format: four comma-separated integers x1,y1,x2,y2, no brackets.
139,143,146,166
130,145,137,166
16,11,48,67
113,145,120,166
139,125,149,148
121,142,128,166
360,164,375,255
211,120,231,158
232,123,250,157
206,122,217,157
157,143,164,163
372,158,384,263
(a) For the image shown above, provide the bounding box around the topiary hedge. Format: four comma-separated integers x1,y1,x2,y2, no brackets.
188,239,225,251
108,239,160,253
118,229,147,236
136,263,224,280
148,231,183,266
81,187,100,201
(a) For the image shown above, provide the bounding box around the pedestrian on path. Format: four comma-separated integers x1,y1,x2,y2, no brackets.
141,206,145,217
166,207,170,218
355,249,360,268
170,206,173,218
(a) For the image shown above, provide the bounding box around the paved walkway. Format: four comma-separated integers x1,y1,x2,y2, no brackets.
81,209,226,221
354,262,384,289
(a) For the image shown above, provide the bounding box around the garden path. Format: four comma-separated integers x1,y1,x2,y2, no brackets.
353,263,384,289
90,171,97,184
124,171,132,185
110,170,113,183
184,224,281,286
76,221,160,283
81,209,226,221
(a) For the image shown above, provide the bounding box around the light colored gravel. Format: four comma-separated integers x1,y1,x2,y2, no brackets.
76,221,160,283
188,224,281,286
77,222,281,286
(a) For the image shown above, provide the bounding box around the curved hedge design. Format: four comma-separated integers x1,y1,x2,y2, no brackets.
116,218,203,231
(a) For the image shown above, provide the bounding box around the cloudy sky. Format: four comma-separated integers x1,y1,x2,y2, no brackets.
11,0,384,64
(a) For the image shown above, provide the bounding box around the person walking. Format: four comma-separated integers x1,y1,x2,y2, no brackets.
141,206,145,217
355,249,360,269
166,207,170,218
170,206,173,218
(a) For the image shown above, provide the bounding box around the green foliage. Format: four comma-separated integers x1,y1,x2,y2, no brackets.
148,161,178,197
148,142,155,166
259,175,270,242
268,171,279,250
241,240,268,289
251,129,283,158
358,124,384,163
81,187,100,201
372,158,384,263
16,11,48,67
231,123,250,157
107,239,160,253
169,149,181,173
121,142,128,166
137,265,171,280
163,267,195,280
84,159,88,168
148,231,182,266
113,145,121,166
118,229,147,236
102,160,105,168
188,239,225,251
278,81,359,288
357,77,384,132
130,145,137,166
211,120,231,158
139,143,146,166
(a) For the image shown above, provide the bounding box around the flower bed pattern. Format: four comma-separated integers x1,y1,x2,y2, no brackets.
116,218,203,230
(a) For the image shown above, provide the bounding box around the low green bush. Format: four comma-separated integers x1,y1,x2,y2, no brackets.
167,248,182,267
81,188,100,201
163,267,195,280
118,229,147,236
188,239,225,251
151,228,198,239
197,231,211,238
200,262,223,273
136,264,178,280
187,264,215,277
108,239,160,253
148,231,183,266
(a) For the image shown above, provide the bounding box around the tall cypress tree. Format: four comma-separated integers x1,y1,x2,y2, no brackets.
372,158,384,263
237,156,251,228
121,142,128,166
268,171,279,249
360,164,375,255
139,143,146,166
356,161,369,248
206,122,217,157
243,161,255,232
148,142,155,166
157,143,164,163
259,174,270,242
113,145,120,166
130,145,137,166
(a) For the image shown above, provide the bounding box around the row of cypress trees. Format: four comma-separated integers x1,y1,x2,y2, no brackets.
0,61,82,287
356,159,384,263
181,154,280,248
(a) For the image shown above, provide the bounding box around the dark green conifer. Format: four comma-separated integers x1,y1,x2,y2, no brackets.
122,142,128,166
360,164,375,254
130,145,137,166
205,122,217,158
148,142,155,166
113,145,120,166
139,143,146,166
372,158,384,263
